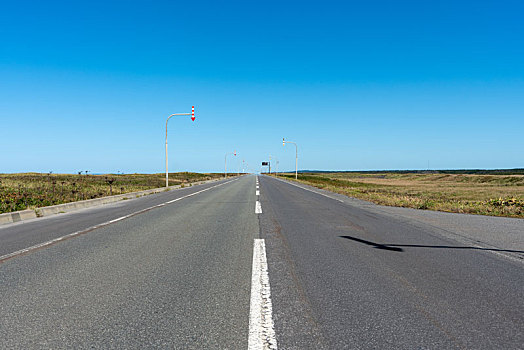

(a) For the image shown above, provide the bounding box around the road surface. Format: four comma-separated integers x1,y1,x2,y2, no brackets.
0,175,522,349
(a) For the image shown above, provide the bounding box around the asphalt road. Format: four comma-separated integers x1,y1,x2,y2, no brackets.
1,174,523,349
259,175,524,349
0,176,257,349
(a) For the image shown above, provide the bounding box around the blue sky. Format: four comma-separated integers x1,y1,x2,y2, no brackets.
1,0,523,173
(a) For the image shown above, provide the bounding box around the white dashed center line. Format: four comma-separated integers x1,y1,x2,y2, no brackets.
248,239,277,349
255,201,262,214
255,177,262,213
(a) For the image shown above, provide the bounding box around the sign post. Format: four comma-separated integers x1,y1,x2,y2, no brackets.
261,161,270,174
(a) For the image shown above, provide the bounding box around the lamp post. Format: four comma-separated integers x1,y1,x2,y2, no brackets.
224,150,236,178
283,138,298,179
165,106,195,187
267,155,278,175
273,157,279,176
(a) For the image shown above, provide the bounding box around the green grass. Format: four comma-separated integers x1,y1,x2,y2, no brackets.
276,172,524,218
0,172,223,214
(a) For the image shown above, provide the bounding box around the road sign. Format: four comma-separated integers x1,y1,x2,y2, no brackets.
262,162,269,166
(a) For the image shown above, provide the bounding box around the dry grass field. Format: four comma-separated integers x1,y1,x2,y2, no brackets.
0,172,223,214
277,172,524,218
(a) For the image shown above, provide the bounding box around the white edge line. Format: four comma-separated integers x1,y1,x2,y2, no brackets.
248,239,277,350
0,178,238,263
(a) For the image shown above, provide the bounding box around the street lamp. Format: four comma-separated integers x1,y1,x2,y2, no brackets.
272,157,279,176
283,138,298,179
224,150,236,178
165,106,195,187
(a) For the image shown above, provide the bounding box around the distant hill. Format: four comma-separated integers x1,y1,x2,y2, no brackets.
288,169,524,175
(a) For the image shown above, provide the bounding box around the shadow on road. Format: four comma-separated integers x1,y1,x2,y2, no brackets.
339,235,524,254
339,235,404,252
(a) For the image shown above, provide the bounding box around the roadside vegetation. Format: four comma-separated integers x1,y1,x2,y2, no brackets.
276,171,524,218
0,172,223,214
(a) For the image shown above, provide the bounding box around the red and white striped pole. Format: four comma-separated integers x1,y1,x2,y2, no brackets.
191,106,195,121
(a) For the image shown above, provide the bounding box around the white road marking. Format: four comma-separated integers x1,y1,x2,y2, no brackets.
248,239,277,350
108,216,128,224
256,190,260,196
255,201,262,214
0,179,238,263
